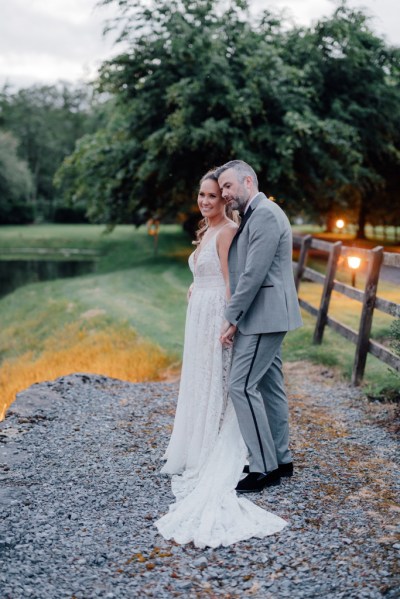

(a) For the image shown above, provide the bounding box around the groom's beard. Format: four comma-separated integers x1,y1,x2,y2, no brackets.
229,185,250,212
230,194,249,213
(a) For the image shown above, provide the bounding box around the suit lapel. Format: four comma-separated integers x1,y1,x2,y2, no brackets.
234,192,266,239
235,206,253,237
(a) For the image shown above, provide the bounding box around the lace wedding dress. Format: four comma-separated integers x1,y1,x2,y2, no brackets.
155,228,287,548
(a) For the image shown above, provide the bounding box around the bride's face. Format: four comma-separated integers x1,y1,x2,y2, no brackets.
197,179,225,219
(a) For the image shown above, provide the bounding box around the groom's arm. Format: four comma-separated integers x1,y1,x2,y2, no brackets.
225,208,281,327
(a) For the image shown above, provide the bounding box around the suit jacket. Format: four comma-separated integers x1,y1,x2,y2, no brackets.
226,192,302,334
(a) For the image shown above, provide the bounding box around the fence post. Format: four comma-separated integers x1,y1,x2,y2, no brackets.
351,246,384,386
295,234,312,292
313,241,342,344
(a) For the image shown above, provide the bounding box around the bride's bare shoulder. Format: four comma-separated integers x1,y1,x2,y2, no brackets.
217,222,238,248
222,221,239,234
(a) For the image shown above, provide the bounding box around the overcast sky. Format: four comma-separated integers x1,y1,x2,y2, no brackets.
0,0,398,90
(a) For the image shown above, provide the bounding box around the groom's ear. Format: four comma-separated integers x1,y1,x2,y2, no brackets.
244,175,253,190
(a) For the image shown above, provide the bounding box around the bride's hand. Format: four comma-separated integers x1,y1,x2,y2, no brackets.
220,322,237,346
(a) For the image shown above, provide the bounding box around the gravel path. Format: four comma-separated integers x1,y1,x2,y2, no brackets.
0,364,399,598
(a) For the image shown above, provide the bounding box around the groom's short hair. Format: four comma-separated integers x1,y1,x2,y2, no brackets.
216,160,258,189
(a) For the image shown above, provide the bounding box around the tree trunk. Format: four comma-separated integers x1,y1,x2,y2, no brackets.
356,196,367,239
325,212,336,233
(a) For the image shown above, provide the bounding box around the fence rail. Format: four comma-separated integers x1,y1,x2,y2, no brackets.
293,234,400,385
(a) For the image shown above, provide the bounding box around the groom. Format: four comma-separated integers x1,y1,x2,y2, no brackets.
217,160,302,493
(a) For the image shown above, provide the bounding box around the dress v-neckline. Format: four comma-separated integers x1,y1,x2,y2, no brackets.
193,223,229,273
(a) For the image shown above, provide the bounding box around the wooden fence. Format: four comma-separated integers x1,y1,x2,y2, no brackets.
293,235,400,385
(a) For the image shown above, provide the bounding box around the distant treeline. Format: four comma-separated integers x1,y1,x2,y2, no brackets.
1,0,400,239
0,82,105,225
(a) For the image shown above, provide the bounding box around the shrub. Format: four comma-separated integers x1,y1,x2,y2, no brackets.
52,205,89,223
0,201,34,224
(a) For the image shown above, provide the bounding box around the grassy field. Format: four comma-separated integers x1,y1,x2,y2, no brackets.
290,283,399,395
0,224,193,349
292,224,400,245
0,225,193,418
0,224,398,418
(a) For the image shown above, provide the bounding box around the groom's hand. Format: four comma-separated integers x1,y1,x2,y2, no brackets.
220,322,237,347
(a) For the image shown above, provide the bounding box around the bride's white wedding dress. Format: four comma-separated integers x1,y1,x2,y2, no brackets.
155,228,287,548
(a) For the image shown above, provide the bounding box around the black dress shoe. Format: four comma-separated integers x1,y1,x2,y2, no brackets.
243,462,293,477
278,462,293,477
236,470,280,493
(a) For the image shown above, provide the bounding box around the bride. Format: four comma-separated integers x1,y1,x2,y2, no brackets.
155,169,287,548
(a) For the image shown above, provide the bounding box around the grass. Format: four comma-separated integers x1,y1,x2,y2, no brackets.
0,223,398,419
292,224,400,245
282,313,399,397
285,252,399,395
0,321,171,420
297,279,397,341
0,224,192,352
0,224,192,418
292,247,399,344
0,223,191,268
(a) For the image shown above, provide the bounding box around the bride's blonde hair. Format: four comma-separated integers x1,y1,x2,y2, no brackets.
193,169,239,246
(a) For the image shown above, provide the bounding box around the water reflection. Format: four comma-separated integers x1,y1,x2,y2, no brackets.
0,260,95,297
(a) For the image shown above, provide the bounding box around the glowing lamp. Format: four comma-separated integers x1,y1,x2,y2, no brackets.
347,255,361,287
347,256,361,270
336,219,345,230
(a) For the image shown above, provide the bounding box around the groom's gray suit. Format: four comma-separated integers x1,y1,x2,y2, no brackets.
226,192,302,474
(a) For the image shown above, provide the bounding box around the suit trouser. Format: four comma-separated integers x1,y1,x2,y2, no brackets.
229,331,292,473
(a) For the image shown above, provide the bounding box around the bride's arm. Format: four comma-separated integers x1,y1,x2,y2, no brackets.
217,224,238,300
187,282,194,302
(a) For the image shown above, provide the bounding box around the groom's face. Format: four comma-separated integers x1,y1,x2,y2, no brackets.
218,168,250,212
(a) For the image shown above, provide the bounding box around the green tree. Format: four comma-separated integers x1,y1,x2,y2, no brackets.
0,82,98,220
284,3,400,237
0,130,33,224
56,0,400,234
56,0,310,225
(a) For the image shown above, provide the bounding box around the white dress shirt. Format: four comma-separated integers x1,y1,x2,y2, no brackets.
244,193,259,214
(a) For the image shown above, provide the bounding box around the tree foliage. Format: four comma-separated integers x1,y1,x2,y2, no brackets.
55,0,400,234
284,3,400,236
0,82,98,220
0,130,33,224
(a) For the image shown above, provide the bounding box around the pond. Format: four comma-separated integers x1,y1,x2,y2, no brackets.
0,259,96,298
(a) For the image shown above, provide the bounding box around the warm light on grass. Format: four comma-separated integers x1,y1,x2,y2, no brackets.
1,224,397,420
0,323,174,421
285,279,399,394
